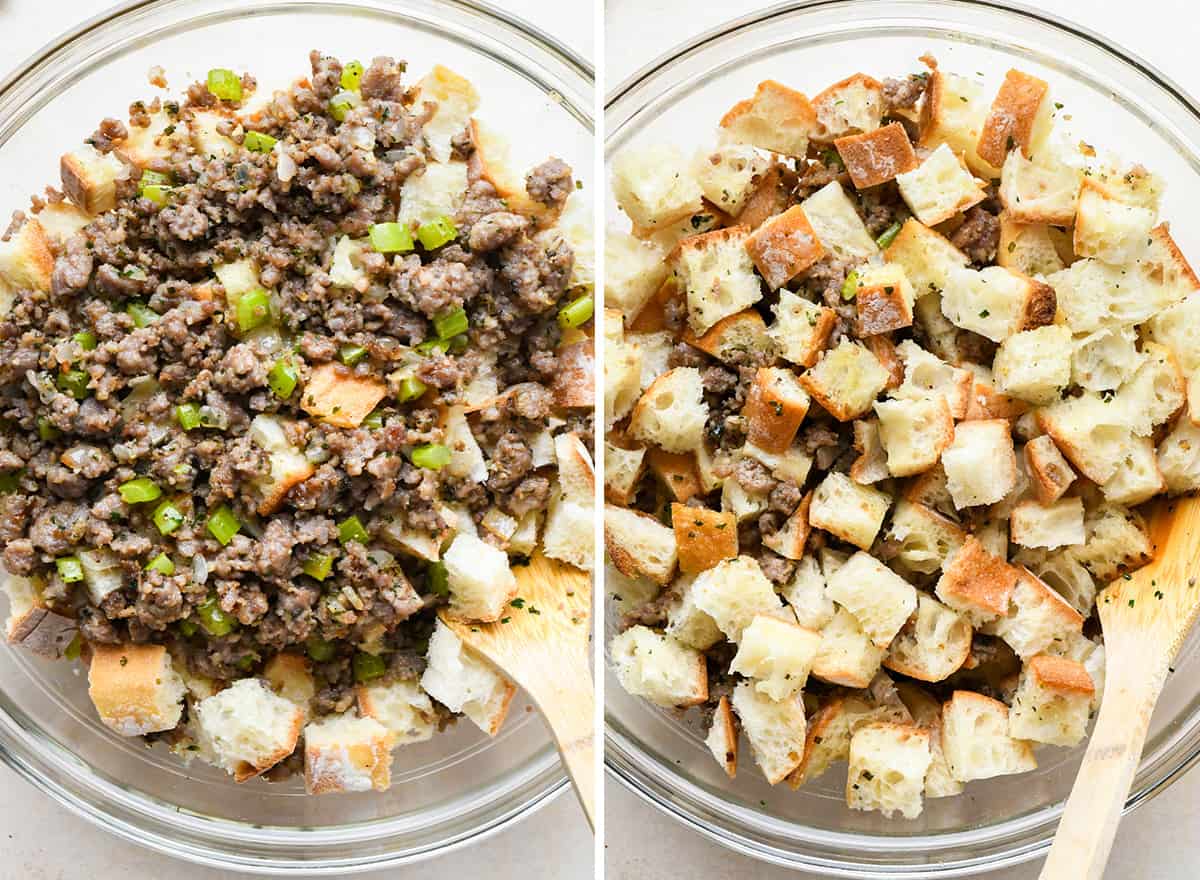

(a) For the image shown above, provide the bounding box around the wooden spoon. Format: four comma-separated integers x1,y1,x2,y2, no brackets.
439,552,595,830
1040,494,1200,879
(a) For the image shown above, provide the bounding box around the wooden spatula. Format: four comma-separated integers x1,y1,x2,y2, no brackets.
439,552,595,830
1040,494,1200,879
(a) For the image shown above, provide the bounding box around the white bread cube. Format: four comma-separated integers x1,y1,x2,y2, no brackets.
1047,634,1105,709
850,418,890,485
918,70,996,178
835,123,919,189
0,220,53,308
1139,223,1200,310
416,65,479,163
894,340,973,418
397,160,468,228
730,614,822,700
606,231,668,320
685,309,778,365
799,339,889,422
550,431,594,508
248,415,315,515
940,265,1056,342
675,227,763,335
720,79,817,157
935,537,1020,626
628,367,707,454
194,678,304,781
884,220,969,298
813,73,884,140
542,493,594,572
742,441,814,487
609,625,707,707
31,200,94,251
188,110,238,159
666,574,724,650
846,722,932,820
694,144,769,214
691,555,783,642
942,419,1017,508
1073,179,1157,265
1015,548,1097,617
604,504,678,585
851,263,916,336
604,442,646,505
896,143,986,226
706,696,739,778
1036,392,1130,485
894,683,963,798
1147,292,1200,372
1008,654,1095,747
724,476,768,523
304,713,395,794
1024,434,1077,505
998,141,1082,224
442,532,517,622
997,214,1067,277
992,324,1073,405
811,607,885,688
741,367,811,454
767,292,837,369
607,562,660,615
977,69,1054,168
1159,410,1200,495
629,329,673,392
760,490,813,561
885,500,967,575
612,144,703,230
2,574,76,658
645,210,723,253
1010,497,1085,550
60,143,126,214
788,690,910,787
780,554,835,630
263,652,316,715
1114,341,1185,436
673,503,739,574
116,109,182,167
744,205,827,290
1048,257,1167,334
87,644,186,737
941,690,1036,782
1066,504,1152,581
605,334,643,431
421,620,515,735
874,396,953,477
800,180,879,260
356,678,436,745
809,471,891,550
885,594,972,683
984,567,1084,659
731,680,807,785
826,552,918,648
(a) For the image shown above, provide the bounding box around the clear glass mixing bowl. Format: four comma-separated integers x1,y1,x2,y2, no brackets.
604,1,1200,875
0,0,591,873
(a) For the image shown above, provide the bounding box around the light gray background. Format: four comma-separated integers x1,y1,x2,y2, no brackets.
0,1,593,878
604,1,1200,878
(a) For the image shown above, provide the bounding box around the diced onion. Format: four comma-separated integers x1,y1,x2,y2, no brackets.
276,151,297,182
193,554,210,585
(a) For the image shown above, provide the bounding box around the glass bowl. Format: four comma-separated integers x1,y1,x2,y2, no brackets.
604,1,1200,875
0,0,591,873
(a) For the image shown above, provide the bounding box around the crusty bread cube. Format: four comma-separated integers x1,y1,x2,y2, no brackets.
885,594,972,682
646,448,700,503
31,199,95,252
1140,223,1200,310
767,291,836,368
734,163,791,229
1114,341,1185,436
886,500,967,575
1147,291,1200,372
1010,497,1085,550
694,144,769,214
471,121,564,224
691,555,783,642
675,227,763,335
605,504,678,585
552,337,594,409
416,65,479,163
194,678,304,781
188,110,238,160
684,309,777,365
421,620,516,735
893,682,963,798
442,532,517,622
609,625,707,707
941,419,1017,509
997,214,1067,277
846,722,932,820
1024,434,1077,505
2,574,76,659
720,80,818,157
116,109,182,168
809,471,892,551
665,574,724,650
1159,410,1200,495
801,180,879,260
606,231,669,319
835,122,919,189
263,652,316,715
301,363,387,429
940,265,1056,342
826,551,918,648
874,396,954,477
731,680,807,785
0,219,53,303
60,143,126,214
1067,504,1151,581
884,219,969,299
1015,548,1096,617
87,643,186,737
799,339,890,421
628,367,707,454
741,442,813,490
1008,654,1094,747
893,344,972,423
304,713,395,794
730,614,823,700
1073,178,1157,265
744,205,826,290
722,478,769,523
866,335,905,390
812,73,885,141
742,367,810,454
780,554,835,630
672,504,738,575
1048,257,1170,335
611,143,703,231
604,442,646,505
896,143,986,226
1046,633,1105,709
992,324,1072,405
852,263,916,336
919,70,997,178
811,607,885,688
1036,393,1129,485
788,692,893,787
356,677,437,745
976,69,1053,168
248,415,315,515
705,695,739,778
762,491,813,561
986,566,1084,660
998,142,1082,224
396,160,468,229
605,331,643,432
542,490,594,572
935,537,1020,626
941,690,1036,782
963,369,1031,421
849,418,890,485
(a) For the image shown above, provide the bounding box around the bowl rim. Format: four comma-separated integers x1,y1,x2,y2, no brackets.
602,0,1200,874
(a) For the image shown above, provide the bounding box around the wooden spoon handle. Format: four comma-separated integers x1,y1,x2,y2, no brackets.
528,653,596,831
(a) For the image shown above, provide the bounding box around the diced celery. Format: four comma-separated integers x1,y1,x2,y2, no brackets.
73,330,97,351
433,307,468,340
196,597,236,636
153,500,185,535
302,552,334,581
56,369,91,399
416,215,457,250
397,376,427,402
145,553,175,575
410,443,450,470
267,359,298,400
236,287,271,332
306,636,336,662
243,131,277,153
340,60,364,91
352,651,386,683
339,344,367,366
55,556,84,583
557,294,594,329
337,515,369,545
368,222,414,254
206,68,243,101
176,403,203,430
126,301,158,328
207,505,241,545
119,477,162,504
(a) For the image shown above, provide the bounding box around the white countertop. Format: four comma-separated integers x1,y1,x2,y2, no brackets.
0,1,593,877
604,1,1200,878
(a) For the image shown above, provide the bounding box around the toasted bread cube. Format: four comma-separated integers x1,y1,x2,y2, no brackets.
809,471,891,550
606,231,669,320
469,120,558,223
0,219,53,302
605,504,678,585
1067,504,1151,582
1048,257,1172,335
416,65,479,163
992,324,1073,405
801,180,879,260
1015,548,1097,617
742,367,810,454
1036,393,1130,485
964,369,1030,421
675,227,763,335
194,678,304,781
835,123,918,189
997,215,1067,276
328,235,368,290
301,363,387,429
767,291,836,368
60,143,126,214
605,442,646,505
720,80,818,157
1074,179,1157,265
31,200,95,251
731,680,808,785
673,504,738,575
442,532,517,622
762,491,813,561
552,430,595,503
788,693,880,787
896,143,986,226
421,620,516,735
885,594,972,682
976,69,1052,168
941,691,1036,782
609,625,707,707
87,643,185,737
248,415,314,515
626,327,672,391
356,677,436,745
552,338,594,409
1159,411,1200,495
1010,497,1084,550
1140,222,1200,307
894,682,963,798
647,448,701,502
935,537,1020,626
998,143,1082,224
1115,341,1185,436
731,614,823,700
849,418,890,485
811,607,885,688
605,333,643,431
263,652,316,714
874,396,954,477
116,109,182,167
1008,654,1094,747
396,160,468,228
691,555,783,642
706,696,739,778
303,713,394,794
742,441,813,487
846,722,932,820
894,340,973,418
865,335,905,389
628,367,707,454
542,491,594,572
665,574,724,650
826,551,918,648
694,144,770,215
918,70,996,178
1024,434,1077,504
612,144,703,230
940,265,1056,342
188,110,238,159
984,567,1084,659
886,500,967,575
684,309,777,365
799,339,889,422
884,219,969,298
2,574,77,658
813,73,885,140
734,163,791,229
1147,290,1200,372
851,264,916,336
942,419,1017,508
780,554,835,630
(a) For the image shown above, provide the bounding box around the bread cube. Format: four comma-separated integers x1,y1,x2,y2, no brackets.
441,532,517,622
628,367,707,454
684,309,777,365
788,693,876,787
884,219,969,298
412,65,478,162
1023,434,1077,505
263,652,315,715
87,643,186,737
1008,654,1094,747
720,79,818,157
811,607,885,688
1159,410,1200,495
846,722,932,820
874,396,953,477
941,419,1017,509
894,340,973,418
665,574,724,650
396,160,468,228
896,143,986,226
31,200,94,252
611,143,702,230
609,625,707,707
672,504,738,575
356,677,437,745
1114,341,1185,436
734,163,792,229
675,227,763,334
809,471,892,550
722,478,769,523
1074,179,1157,265
471,120,563,224
997,214,1067,276
799,339,889,421
705,696,739,778
780,554,835,630
543,492,594,572
964,365,1032,421
421,620,515,735
984,567,1084,660
918,70,996,178
1067,504,1151,581
645,448,700,503
2,572,76,660
248,415,315,515
977,69,1053,168
992,325,1072,405
1140,223,1200,310
1147,290,1200,371
604,442,646,505
825,552,918,648
1048,258,1166,334
851,263,916,336
605,504,678,584
761,490,813,561
941,691,1036,782
301,363,387,429
744,205,826,290
800,180,879,260
731,681,807,785
885,594,972,682
998,143,1082,224
194,678,304,781
935,536,1020,626
1016,549,1097,617
767,291,836,368
694,144,769,214
730,614,822,700
1036,393,1130,484
60,144,126,214
940,265,1056,342
885,500,967,575
742,367,810,454
835,122,919,189
813,73,885,140
849,418,890,485
1010,497,1085,550
741,441,813,487
0,219,53,303
606,231,669,319
691,555,783,642
894,682,963,798
303,713,395,794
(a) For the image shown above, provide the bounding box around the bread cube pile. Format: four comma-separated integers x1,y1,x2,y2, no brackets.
606,57,1193,819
